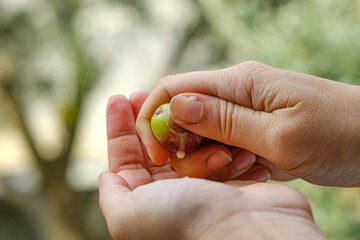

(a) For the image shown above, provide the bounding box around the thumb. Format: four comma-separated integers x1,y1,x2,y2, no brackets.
98,171,131,221
170,93,276,156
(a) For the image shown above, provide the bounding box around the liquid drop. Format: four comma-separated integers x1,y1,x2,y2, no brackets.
176,151,185,159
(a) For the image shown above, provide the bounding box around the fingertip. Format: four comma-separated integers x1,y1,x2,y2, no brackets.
170,144,232,178
170,94,203,124
109,94,126,99
206,150,232,171
224,180,258,188
206,149,256,182
108,94,127,104
230,147,243,157
107,94,127,115
130,91,149,119
129,90,149,100
147,142,171,166
107,95,136,140
238,164,271,182
233,150,256,172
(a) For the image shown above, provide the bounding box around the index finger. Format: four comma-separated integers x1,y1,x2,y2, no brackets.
107,95,145,171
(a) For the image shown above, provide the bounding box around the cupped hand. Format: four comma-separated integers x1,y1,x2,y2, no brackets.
136,61,360,186
106,92,259,186
99,94,326,239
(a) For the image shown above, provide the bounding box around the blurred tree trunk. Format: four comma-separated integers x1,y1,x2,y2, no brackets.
0,0,103,237
3,62,101,240
0,0,231,239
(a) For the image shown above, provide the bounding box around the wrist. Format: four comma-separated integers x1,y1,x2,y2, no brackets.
347,84,360,186
339,83,360,187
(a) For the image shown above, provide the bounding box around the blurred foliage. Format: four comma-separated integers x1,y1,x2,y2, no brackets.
0,0,360,239
0,199,38,239
282,180,360,240
185,0,360,85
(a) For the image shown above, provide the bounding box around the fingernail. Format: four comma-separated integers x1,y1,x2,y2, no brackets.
148,153,155,164
247,168,271,182
233,151,256,172
207,151,232,171
145,148,155,163
170,94,202,124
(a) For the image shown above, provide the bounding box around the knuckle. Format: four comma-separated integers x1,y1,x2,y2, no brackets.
268,121,300,167
217,99,237,144
239,60,268,70
233,61,269,82
156,75,177,99
157,76,168,86
217,61,270,102
157,74,177,87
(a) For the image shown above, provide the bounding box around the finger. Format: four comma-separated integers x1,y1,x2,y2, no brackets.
236,163,271,182
139,138,178,179
170,93,276,159
98,171,131,220
107,95,145,170
224,180,259,188
129,91,157,169
107,95,152,189
130,91,178,180
208,149,256,181
136,62,272,164
256,156,296,181
130,91,149,119
230,147,243,156
136,103,170,165
170,144,232,178
130,91,176,175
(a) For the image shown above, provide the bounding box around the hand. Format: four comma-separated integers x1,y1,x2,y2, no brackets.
136,61,360,186
123,90,262,182
99,94,327,240
99,176,327,240
105,91,259,185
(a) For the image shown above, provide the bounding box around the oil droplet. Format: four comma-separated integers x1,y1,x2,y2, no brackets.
177,133,186,156
176,151,185,159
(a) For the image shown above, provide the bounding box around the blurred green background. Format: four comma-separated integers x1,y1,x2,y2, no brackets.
0,0,359,239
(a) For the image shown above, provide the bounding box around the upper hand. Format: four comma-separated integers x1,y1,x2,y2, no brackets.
136,61,360,186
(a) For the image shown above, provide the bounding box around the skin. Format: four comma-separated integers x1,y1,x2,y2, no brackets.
99,94,327,240
136,61,360,187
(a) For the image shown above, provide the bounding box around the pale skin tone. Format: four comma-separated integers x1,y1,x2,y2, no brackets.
99,93,326,240
136,61,360,187
99,61,360,239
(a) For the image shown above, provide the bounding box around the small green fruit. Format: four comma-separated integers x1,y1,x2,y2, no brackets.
151,103,202,158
